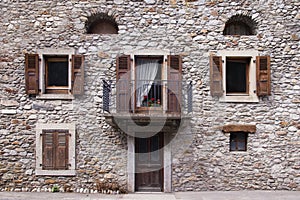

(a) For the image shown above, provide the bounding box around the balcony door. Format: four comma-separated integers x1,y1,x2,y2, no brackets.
135,133,164,192
135,56,163,111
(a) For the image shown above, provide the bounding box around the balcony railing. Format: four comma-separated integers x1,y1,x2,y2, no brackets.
102,80,193,115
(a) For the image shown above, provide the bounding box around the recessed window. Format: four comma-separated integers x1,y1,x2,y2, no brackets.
230,132,248,151
210,51,271,102
36,123,76,176
226,58,250,94
25,49,84,98
86,13,118,34
223,14,256,35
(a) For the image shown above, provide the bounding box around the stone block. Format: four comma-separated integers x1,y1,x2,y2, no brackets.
0,100,19,107
1,109,17,115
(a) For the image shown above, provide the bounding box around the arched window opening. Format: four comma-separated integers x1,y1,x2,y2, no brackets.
223,14,256,36
86,13,118,34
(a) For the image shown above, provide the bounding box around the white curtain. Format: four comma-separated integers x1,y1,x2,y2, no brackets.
136,59,159,107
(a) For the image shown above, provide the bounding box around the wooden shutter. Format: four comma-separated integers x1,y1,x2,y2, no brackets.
42,131,54,170
42,130,69,170
72,55,84,95
25,54,39,94
256,56,271,96
210,55,223,97
116,55,131,112
167,55,182,113
56,131,69,170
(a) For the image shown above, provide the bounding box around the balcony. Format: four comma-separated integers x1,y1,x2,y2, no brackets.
102,80,193,131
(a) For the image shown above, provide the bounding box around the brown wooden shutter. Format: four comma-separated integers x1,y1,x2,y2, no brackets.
42,131,54,170
42,130,69,170
116,55,131,112
56,131,69,170
210,55,223,97
256,56,271,96
25,54,39,95
72,55,84,95
167,55,182,113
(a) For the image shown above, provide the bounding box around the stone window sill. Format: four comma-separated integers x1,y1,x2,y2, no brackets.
219,95,259,103
35,169,76,176
36,94,74,100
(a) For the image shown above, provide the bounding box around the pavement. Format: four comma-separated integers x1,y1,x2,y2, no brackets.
0,191,300,200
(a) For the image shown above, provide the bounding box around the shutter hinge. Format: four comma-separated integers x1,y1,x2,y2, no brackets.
222,60,224,63
40,164,44,167
253,60,256,63
70,58,72,62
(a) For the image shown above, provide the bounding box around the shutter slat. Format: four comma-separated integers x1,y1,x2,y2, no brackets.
167,55,182,113
116,55,131,112
210,55,223,97
72,55,84,95
25,54,39,95
256,56,271,96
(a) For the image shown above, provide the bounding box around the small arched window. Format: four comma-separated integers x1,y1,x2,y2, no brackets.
86,13,118,34
223,14,256,36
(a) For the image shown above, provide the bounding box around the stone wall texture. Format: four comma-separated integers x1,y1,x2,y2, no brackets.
0,0,299,193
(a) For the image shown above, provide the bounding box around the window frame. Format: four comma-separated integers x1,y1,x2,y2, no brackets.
226,57,250,95
230,132,248,152
134,55,164,112
45,56,69,94
36,123,76,176
130,50,169,113
218,50,259,103
37,49,75,99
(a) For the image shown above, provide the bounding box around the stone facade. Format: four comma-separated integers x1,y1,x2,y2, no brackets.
0,0,299,193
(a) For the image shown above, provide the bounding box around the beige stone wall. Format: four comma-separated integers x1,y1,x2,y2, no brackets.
0,0,299,192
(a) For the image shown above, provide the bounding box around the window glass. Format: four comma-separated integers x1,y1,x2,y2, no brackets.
47,58,68,87
136,57,163,108
230,132,248,151
226,60,247,93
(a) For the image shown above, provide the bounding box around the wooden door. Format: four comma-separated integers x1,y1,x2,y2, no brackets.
135,133,164,192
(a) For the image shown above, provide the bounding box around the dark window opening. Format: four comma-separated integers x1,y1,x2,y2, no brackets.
46,56,68,87
226,58,250,94
45,56,69,94
230,132,248,151
223,22,253,35
86,13,118,34
88,20,118,34
223,14,256,35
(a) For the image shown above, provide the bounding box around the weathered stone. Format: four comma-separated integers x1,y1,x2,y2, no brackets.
0,0,299,193
45,179,56,184
1,110,16,115
276,131,287,136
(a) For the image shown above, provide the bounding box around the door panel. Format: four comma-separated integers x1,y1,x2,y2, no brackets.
135,133,163,192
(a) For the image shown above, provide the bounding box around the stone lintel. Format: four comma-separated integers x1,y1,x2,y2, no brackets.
222,124,256,133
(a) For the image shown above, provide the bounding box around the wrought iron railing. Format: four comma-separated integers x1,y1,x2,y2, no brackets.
102,80,193,114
